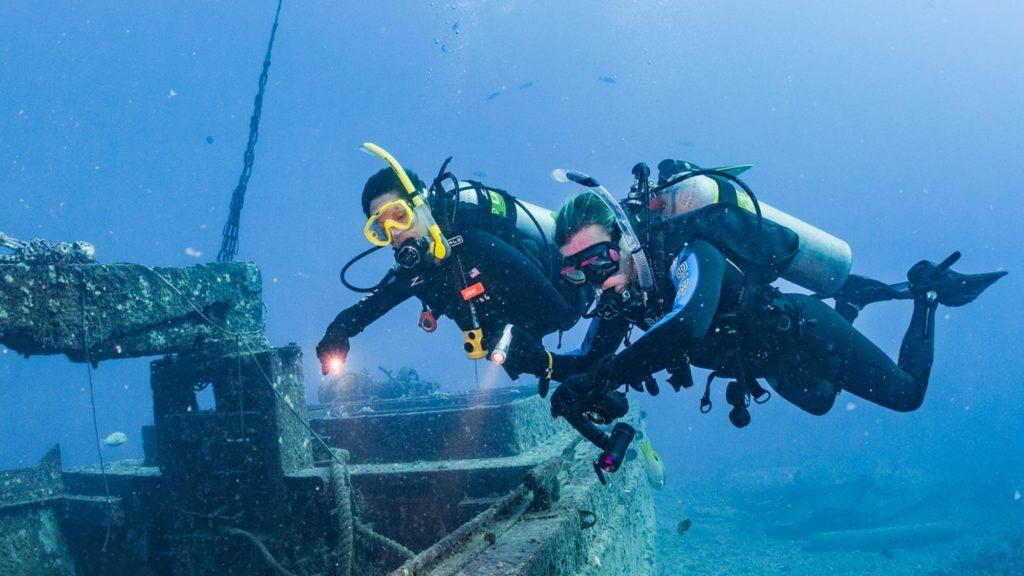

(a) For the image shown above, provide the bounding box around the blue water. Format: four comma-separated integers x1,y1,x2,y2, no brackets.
2,2,1022,574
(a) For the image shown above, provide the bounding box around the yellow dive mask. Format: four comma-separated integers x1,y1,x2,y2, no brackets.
364,199,415,246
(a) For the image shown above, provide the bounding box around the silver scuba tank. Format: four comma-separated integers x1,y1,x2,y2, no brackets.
451,182,556,247
660,174,852,296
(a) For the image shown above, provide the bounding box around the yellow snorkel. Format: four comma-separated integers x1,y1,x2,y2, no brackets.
360,142,450,262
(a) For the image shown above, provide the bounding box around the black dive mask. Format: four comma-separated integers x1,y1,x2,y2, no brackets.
395,237,431,270
560,241,621,287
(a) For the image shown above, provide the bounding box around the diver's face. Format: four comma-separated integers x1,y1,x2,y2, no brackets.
560,224,632,294
367,191,428,248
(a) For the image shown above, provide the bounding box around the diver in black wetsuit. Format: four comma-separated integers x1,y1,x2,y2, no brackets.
316,154,587,376
508,161,1006,475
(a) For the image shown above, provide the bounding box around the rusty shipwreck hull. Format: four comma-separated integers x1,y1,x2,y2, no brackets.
0,258,656,576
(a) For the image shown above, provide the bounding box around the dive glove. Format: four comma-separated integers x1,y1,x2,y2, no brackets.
316,324,351,375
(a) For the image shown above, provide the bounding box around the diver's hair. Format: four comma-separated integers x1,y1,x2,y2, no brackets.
553,192,619,246
361,167,426,216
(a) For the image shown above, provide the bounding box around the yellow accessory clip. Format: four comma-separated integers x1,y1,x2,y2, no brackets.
361,142,450,261
364,199,415,246
463,329,487,360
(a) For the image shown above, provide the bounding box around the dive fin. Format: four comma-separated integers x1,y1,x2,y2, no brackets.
712,164,753,177
908,252,1007,307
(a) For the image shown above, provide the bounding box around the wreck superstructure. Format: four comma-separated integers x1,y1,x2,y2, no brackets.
0,242,656,576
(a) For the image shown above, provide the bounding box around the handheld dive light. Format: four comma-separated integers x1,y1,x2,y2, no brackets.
361,142,450,262
593,422,636,485
327,356,345,376
489,324,514,365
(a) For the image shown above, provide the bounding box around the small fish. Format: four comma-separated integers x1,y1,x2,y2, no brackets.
104,432,128,447
471,171,488,179
880,549,896,560
598,76,617,84
452,22,460,32
1014,489,1021,501
518,81,534,90
638,438,665,488
205,135,214,144
677,518,692,536
486,91,501,101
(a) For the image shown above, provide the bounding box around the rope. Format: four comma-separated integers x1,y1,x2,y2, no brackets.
217,0,284,263
79,279,113,553
221,527,301,576
354,521,415,562
331,449,354,576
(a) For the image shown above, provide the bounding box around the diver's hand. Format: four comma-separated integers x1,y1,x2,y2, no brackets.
495,327,548,378
550,356,613,418
316,325,350,375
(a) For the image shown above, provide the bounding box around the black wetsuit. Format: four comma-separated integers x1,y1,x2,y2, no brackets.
554,220,939,416
326,220,587,357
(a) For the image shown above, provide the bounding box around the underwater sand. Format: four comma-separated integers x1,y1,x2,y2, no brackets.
652,468,1023,576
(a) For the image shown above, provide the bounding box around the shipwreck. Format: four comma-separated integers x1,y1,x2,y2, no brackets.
0,236,656,576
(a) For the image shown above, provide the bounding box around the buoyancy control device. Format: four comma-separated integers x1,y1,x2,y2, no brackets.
658,168,852,296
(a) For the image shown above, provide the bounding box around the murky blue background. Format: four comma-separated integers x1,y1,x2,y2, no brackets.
2,2,1022,571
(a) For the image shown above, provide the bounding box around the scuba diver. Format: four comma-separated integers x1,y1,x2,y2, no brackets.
316,143,588,377
508,159,1006,483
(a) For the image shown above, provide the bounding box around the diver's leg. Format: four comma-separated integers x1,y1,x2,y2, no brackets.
764,373,839,416
788,294,932,412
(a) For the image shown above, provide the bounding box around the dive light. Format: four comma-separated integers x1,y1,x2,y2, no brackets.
489,324,514,365
594,422,636,485
327,356,345,376
361,142,451,262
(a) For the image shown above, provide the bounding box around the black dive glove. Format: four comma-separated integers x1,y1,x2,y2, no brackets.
316,323,351,375
550,355,617,419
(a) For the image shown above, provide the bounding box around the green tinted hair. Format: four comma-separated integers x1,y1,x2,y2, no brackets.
553,192,619,246
361,167,426,216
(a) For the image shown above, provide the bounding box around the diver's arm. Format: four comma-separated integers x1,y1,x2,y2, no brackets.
317,274,414,374
606,241,725,384
326,274,414,337
550,315,630,380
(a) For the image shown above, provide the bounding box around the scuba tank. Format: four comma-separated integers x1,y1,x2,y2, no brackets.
660,172,852,296
434,179,556,248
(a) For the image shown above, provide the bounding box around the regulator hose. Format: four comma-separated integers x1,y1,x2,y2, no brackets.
339,245,395,293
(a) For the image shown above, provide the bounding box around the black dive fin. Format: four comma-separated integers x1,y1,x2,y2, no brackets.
908,253,1007,307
